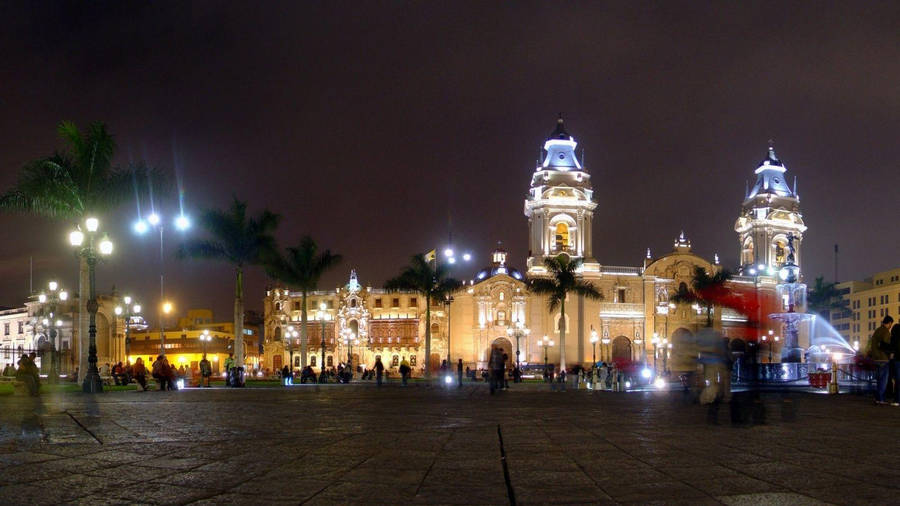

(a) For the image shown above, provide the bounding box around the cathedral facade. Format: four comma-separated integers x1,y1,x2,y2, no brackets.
262,118,806,376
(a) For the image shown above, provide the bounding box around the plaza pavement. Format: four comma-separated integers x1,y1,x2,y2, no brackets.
0,382,898,505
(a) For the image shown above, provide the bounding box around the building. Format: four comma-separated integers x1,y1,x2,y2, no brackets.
0,306,31,369
262,118,805,375
830,268,900,350
127,308,261,373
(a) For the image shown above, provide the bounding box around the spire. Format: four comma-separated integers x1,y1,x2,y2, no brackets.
549,113,571,140
646,247,651,259
760,139,782,167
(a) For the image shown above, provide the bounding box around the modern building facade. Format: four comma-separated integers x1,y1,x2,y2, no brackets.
262,118,797,376
830,268,900,351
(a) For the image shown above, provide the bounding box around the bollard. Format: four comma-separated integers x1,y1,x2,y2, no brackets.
828,358,839,394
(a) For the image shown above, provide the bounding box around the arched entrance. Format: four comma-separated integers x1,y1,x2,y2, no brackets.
670,327,694,372
612,336,631,361
487,337,513,368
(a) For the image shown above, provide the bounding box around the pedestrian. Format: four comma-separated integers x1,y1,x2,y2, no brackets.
133,357,148,391
16,353,39,396
457,358,463,388
124,360,133,385
489,347,504,394
399,358,411,386
184,363,193,387
889,322,900,406
2,362,14,377
374,356,385,387
867,315,893,405
200,354,212,387
224,353,235,387
502,353,509,389
112,362,125,385
281,364,291,386
151,355,167,390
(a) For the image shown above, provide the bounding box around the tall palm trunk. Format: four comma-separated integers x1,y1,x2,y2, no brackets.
234,267,244,368
78,256,89,382
559,296,567,371
424,301,431,379
300,291,308,368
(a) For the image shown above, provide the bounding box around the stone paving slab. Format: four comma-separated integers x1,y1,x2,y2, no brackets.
1,385,899,504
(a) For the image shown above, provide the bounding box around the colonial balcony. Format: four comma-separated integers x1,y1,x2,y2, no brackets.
598,302,645,318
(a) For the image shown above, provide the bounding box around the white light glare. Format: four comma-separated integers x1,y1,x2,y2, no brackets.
147,213,160,226
59,291,68,301
444,248,454,258
38,294,47,303
99,235,114,255
133,220,148,234
462,253,472,262
641,368,652,379
444,375,453,385
447,257,456,264
175,215,190,230
48,281,58,291
654,377,666,389
85,217,99,232
69,229,84,247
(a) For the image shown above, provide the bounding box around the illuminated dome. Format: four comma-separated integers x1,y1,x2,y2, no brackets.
541,115,582,170
747,145,794,199
475,246,523,281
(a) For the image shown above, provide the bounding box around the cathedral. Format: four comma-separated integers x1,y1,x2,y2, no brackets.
262,118,807,376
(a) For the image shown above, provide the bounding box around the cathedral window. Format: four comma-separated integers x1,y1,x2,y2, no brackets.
327,356,333,367
292,301,300,311
375,298,382,308
555,223,570,251
310,355,317,367
773,237,788,266
392,355,399,367
741,238,754,266
617,288,626,303
410,355,417,366
409,297,417,307
497,310,506,325
350,298,357,308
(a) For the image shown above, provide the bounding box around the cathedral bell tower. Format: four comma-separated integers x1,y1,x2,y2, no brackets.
524,116,598,274
734,144,807,276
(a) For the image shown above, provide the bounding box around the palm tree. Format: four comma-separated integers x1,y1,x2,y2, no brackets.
670,266,733,327
0,121,159,381
807,277,848,319
385,254,461,379
527,255,602,371
265,236,342,369
179,197,280,370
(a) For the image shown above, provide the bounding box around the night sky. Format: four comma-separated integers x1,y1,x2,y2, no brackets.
1,1,898,318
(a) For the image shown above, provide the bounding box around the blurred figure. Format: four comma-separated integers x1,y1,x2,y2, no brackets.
132,357,148,391
697,328,731,423
16,353,39,396
200,354,212,387
889,323,900,406
489,346,504,394
399,358,411,386
374,356,385,387
868,315,893,405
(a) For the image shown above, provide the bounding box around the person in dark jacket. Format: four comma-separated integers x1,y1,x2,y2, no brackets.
374,357,385,387
868,315,894,404
889,323,900,406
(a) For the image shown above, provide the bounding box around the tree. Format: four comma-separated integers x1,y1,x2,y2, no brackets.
179,197,280,370
265,236,342,369
670,265,733,327
527,255,602,371
385,254,461,379
807,277,848,319
0,121,160,381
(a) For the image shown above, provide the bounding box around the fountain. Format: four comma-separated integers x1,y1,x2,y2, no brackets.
768,233,812,363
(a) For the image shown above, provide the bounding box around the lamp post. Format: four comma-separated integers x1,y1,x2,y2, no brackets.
601,335,610,362
444,294,454,367
652,333,659,373
590,327,599,366
286,325,296,371
160,301,173,354
664,339,672,374
134,211,190,357
36,281,69,383
115,296,141,363
506,320,530,381
317,302,327,374
69,217,114,393
200,329,212,357
540,335,554,380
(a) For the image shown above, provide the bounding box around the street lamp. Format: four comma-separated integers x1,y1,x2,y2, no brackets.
200,329,213,356
445,294,455,367
652,333,659,373
540,335,554,380
134,211,190,357
70,217,113,393
601,334,610,362
115,296,141,362
663,339,672,374
317,302,327,374
35,280,69,382
161,301,173,354
506,320,530,381
590,327,599,366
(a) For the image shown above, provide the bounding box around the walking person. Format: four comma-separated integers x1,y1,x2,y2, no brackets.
133,357,148,391
489,346,504,394
399,358,411,386
374,356,385,387
16,353,39,396
224,353,235,387
200,354,212,387
867,315,893,405
889,322,900,406
281,364,291,386
457,358,463,388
